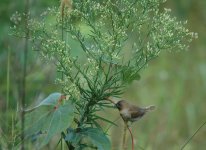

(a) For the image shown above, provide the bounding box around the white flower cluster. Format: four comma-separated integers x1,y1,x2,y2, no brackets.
56,77,80,98
11,0,196,97
10,11,22,25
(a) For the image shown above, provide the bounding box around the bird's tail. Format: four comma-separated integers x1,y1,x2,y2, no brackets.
145,105,156,112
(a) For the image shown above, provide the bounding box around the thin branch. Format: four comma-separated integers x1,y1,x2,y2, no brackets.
180,120,206,150
106,97,116,105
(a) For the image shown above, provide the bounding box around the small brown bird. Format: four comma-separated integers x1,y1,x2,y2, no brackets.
115,100,155,123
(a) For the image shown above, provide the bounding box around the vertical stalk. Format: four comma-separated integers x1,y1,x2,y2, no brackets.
11,114,15,148
60,2,74,149
122,123,127,150
6,47,10,110
59,1,74,149
61,9,64,86
61,5,65,150
60,134,64,150
126,125,134,150
21,0,29,149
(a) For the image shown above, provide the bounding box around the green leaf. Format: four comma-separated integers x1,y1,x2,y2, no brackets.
23,93,75,147
42,101,75,146
65,128,83,146
24,107,53,137
121,67,141,84
24,92,63,113
65,127,111,150
81,128,111,150
93,115,117,127
38,92,62,106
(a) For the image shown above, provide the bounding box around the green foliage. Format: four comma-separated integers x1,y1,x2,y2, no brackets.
23,93,74,146
10,0,196,149
65,127,111,150
24,93,64,112
121,66,141,84
81,128,111,150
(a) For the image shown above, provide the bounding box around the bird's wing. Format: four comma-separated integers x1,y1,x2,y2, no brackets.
129,107,145,119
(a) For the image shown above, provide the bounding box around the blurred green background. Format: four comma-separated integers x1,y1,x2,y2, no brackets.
0,0,205,150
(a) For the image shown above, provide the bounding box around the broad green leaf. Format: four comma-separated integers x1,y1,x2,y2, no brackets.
24,107,53,137
84,128,111,150
23,93,75,147
81,128,111,150
24,92,63,113
38,92,62,106
42,101,75,146
65,128,83,146
65,127,111,150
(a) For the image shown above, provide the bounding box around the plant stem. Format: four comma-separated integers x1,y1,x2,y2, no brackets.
126,125,134,150
6,47,10,111
181,120,206,150
78,98,93,127
61,132,74,150
21,0,29,149
122,123,127,150
60,6,75,150
61,135,63,150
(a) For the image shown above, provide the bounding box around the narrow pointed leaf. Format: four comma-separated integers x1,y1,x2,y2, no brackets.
93,115,117,126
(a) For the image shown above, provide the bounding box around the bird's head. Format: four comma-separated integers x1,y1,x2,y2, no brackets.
115,100,129,110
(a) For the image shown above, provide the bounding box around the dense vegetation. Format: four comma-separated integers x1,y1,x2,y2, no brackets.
0,0,205,150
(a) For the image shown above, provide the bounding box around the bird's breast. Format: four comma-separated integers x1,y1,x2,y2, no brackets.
120,109,131,119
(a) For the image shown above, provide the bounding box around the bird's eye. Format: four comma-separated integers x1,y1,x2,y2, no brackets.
115,103,121,109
